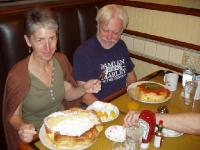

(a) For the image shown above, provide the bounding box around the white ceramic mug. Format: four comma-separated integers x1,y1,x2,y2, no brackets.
164,72,179,91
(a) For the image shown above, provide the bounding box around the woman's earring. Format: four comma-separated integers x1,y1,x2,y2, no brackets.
29,47,32,53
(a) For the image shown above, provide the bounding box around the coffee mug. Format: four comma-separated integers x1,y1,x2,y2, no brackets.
164,72,179,91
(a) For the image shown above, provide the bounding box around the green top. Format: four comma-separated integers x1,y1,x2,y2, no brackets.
22,58,65,131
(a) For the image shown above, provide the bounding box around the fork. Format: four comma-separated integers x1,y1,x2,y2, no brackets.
98,71,105,81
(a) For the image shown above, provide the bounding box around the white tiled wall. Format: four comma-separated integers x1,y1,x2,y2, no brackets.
169,47,183,65
121,35,134,50
144,41,157,57
156,44,170,61
122,34,200,74
133,38,145,54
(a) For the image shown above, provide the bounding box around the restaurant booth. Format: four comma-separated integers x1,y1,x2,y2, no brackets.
1,0,200,149
0,0,109,148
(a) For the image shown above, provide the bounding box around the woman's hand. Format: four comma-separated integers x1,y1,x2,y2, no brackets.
124,110,140,127
83,79,101,93
18,124,37,143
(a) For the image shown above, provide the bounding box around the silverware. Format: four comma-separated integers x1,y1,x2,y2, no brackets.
98,71,105,81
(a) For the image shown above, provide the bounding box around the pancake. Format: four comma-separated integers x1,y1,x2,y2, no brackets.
43,108,103,149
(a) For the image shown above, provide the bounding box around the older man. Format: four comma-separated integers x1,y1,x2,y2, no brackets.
73,4,137,105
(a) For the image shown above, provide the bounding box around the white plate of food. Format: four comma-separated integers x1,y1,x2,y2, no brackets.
39,125,93,150
105,125,126,142
127,81,172,104
39,108,102,150
162,128,183,137
87,101,119,122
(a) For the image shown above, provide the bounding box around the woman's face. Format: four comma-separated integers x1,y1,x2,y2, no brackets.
97,18,123,49
25,26,57,61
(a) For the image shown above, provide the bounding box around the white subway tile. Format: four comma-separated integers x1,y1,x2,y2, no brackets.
122,35,134,50
156,44,170,61
133,38,145,53
144,41,157,57
169,47,183,65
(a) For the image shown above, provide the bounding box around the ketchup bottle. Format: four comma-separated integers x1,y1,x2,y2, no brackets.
138,110,156,149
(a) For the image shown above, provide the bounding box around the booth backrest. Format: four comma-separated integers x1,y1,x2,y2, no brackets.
0,0,107,148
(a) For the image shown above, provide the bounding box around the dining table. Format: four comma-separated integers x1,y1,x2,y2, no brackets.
19,70,200,150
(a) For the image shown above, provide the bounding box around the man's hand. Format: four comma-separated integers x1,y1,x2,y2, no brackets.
83,79,101,93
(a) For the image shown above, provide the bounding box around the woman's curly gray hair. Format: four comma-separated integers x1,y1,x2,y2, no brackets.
25,7,58,37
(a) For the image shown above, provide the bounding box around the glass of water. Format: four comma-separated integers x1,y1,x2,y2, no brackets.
125,125,143,150
112,141,127,150
184,81,197,105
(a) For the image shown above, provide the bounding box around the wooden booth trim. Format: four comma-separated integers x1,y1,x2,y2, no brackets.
0,0,107,14
112,0,200,17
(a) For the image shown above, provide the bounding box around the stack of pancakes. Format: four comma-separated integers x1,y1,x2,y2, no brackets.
44,108,103,149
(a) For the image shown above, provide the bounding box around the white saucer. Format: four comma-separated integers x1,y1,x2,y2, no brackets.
105,125,126,142
162,128,183,137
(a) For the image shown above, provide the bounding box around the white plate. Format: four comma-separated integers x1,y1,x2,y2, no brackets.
162,128,183,137
87,101,119,122
39,125,93,150
127,81,172,104
105,125,126,142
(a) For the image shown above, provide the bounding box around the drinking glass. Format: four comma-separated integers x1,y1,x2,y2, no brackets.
112,141,127,150
184,81,197,105
125,125,143,150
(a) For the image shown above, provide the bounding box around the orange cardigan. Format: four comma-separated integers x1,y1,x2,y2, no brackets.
3,52,78,150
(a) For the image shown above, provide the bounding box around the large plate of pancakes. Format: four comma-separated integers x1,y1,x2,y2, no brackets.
39,108,103,150
39,125,94,150
127,81,172,104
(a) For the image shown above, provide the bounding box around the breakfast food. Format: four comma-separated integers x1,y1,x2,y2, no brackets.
135,82,170,102
43,108,103,149
87,101,119,122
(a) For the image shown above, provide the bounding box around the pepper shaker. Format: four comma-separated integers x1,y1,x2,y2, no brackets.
157,105,168,114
